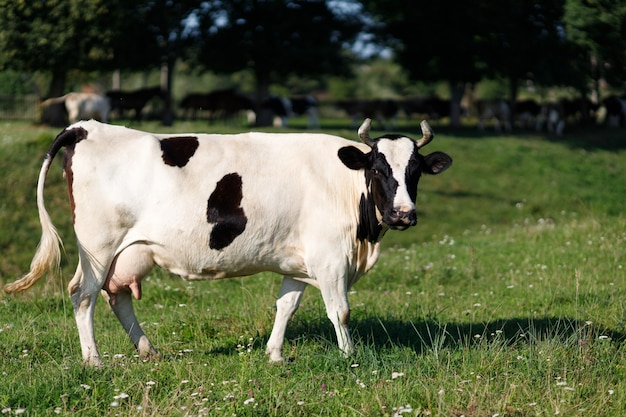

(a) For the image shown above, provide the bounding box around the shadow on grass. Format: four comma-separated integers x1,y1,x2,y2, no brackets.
350,316,626,353
201,315,625,359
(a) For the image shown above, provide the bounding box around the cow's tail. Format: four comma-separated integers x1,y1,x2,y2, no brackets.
4,126,87,294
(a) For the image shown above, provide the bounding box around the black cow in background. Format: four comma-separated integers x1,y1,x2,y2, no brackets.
180,89,255,123
106,86,166,121
260,95,319,128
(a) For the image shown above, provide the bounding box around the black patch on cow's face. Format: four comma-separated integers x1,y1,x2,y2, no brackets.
356,193,383,242
341,134,452,241
160,136,199,167
206,173,247,250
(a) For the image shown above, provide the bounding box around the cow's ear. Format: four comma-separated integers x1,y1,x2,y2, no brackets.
423,151,452,175
338,146,369,170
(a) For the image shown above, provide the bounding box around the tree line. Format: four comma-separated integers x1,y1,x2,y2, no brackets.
0,0,624,126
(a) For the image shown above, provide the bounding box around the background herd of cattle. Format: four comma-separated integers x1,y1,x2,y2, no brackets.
38,86,626,134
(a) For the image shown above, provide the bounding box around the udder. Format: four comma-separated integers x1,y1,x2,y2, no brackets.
103,245,155,305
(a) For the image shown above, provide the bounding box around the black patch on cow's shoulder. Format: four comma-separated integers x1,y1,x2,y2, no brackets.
160,136,199,167
356,193,383,243
206,173,247,250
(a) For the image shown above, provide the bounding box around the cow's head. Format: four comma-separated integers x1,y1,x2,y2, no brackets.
338,118,452,230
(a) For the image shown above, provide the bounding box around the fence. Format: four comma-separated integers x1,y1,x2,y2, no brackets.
0,95,39,121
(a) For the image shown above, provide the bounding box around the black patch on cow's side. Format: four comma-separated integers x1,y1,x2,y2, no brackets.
356,193,383,243
160,136,199,167
206,173,247,250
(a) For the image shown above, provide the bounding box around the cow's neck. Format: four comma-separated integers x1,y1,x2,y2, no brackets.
356,191,387,243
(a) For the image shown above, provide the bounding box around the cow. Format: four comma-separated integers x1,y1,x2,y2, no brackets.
3,118,452,367
514,99,542,130
476,99,512,132
602,95,626,127
259,95,320,129
39,93,110,126
335,99,399,130
537,98,599,134
180,89,255,123
536,101,565,135
403,97,451,124
290,95,320,129
106,86,166,121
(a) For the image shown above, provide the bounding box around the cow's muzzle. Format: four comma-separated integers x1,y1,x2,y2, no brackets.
385,208,417,230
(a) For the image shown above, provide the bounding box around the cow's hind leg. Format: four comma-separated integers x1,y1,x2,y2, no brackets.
266,276,307,362
103,244,159,361
68,252,110,367
107,291,160,361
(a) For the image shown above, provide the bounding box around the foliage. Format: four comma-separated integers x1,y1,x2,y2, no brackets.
0,0,129,95
1,120,625,415
0,70,35,95
564,0,626,90
192,0,363,113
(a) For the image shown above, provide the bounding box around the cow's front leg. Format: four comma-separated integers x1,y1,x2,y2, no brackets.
319,278,353,357
266,276,307,362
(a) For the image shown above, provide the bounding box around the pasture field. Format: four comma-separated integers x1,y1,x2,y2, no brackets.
1,119,625,416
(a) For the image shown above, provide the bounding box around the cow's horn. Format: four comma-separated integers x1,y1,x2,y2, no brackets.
357,118,375,146
415,120,434,148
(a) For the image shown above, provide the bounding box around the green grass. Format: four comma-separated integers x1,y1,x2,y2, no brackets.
1,119,625,416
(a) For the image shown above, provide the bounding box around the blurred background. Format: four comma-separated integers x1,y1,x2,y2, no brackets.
1,0,625,131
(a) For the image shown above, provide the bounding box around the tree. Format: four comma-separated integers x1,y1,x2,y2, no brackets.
0,0,202,125
194,0,362,126
479,0,575,121
564,0,626,95
114,0,203,125
0,0,128,96
364,0,490,127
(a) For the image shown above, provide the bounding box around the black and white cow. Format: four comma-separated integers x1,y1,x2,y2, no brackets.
476,99,512,132
4,119,452,366
602,95,626,127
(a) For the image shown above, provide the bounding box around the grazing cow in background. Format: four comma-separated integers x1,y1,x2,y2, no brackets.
39,93,110,126
335,99,399,129
261,95,293,127
180,89,254,123
537,97,599,134
255,95,319,128
602,95,626,127
106,86,166,121
4,118,452,367
476,99,512,132
289,95,320,129
514,99,542,129
65,93,110,124
39,99,68,127
403,97,451,124
536,101,565,135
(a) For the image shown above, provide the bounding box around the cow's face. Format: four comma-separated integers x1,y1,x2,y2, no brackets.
338,119,452,231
